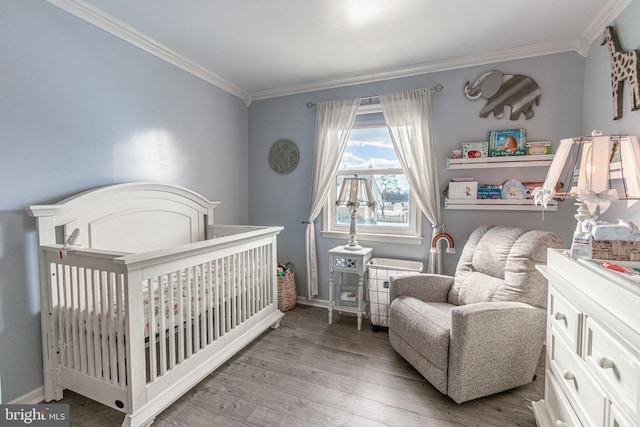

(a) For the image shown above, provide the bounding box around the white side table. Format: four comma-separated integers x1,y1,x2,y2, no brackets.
328,245,373,330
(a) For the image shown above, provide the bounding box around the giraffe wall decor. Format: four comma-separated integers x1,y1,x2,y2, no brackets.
601,26,640,120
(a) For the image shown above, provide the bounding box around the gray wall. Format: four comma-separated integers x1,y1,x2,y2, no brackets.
0,1,249,402
249,53,585,300
582,0,640,223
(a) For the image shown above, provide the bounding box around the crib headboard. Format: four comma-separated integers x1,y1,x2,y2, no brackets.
26,182,220,253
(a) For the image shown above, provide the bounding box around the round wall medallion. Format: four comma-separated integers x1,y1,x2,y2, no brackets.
269,139,299,174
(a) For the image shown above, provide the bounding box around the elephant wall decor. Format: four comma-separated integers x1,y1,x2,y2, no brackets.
601,26,640,120
464,70,541,120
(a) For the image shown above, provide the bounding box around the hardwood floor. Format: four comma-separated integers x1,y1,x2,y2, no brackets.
54,305,544,426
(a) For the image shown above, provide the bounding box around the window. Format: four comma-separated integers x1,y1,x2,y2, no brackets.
322,104,422,244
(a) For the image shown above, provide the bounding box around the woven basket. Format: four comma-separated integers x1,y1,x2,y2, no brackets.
277,272,297,312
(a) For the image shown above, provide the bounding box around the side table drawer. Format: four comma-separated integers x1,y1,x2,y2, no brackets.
333,255,360,271
584,317,640,420
549,331,606,427
549,286,581,352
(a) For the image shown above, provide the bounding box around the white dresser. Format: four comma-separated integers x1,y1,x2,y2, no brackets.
533,249,640,427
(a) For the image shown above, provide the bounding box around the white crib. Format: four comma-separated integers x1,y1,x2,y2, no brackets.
26,182,284,427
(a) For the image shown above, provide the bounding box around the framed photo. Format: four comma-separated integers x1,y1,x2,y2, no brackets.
448,181,478,199
489,129,526,156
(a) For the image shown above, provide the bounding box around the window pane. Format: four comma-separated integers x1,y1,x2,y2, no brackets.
336,126,411,229
339,128,400,170
336,173,410,228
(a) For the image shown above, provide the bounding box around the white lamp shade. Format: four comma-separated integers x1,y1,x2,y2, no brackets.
534,132,640,214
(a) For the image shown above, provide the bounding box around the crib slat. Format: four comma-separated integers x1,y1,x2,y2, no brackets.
168,273,176,370
186,268,193,358
70,267,80,371
240,252,246,323
207,261,214,344
177,270,185,364
158,274,167,376
148,278,157,382
91,270,100,379
84,268,96,376
200,263,207,348
225,257,231,333
116,274,126,387
100,272,110,382
63,265,73,367
77,268,87,374
198,263,206,347
193,265,200,352
52,264,63,367
214,259,221,340
108,273,118,384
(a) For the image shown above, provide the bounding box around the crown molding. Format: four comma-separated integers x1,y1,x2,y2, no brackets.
581,0,633,46
46,0,632,104
46,0,249,101
249,39,579,101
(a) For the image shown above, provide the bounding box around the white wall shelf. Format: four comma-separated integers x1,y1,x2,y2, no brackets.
445,152,555,211
445,198,557,211
447,154,554,170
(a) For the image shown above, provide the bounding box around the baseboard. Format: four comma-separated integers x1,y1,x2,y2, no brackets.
8,386,44,405
295,296,329,308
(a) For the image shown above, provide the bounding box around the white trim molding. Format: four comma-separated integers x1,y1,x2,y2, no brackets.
46,0,632,102
8,386,45,405
46,0,249,101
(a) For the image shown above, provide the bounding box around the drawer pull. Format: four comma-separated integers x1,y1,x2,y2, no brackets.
554,312,566,321
598,357,616,370
563,371,576,381
554,421,568,427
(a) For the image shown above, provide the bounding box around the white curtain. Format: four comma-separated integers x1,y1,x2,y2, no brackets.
379,88,444,274
306,98,360,298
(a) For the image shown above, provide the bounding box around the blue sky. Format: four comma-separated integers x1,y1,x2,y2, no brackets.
339,127,401,170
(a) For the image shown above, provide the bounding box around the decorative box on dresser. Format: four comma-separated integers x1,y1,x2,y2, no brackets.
533,249,640,427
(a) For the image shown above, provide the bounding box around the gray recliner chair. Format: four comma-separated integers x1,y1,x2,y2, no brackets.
389,225,563,403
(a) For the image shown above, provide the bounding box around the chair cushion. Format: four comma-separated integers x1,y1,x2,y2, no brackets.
449,225,563,308
390,296,453,370
389,297,454,394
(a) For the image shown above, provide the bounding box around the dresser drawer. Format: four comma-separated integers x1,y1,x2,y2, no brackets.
584,317,640,420
545,373,584,427
549,286,581,351
609,402,636,427
550,331,607,427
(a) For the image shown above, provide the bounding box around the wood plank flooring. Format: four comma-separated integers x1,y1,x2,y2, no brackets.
52,305,544,426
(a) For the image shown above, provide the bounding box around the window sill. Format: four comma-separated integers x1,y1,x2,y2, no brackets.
321,230,423,246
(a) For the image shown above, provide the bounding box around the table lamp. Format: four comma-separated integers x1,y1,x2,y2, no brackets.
336,174,377,250
533,130,640,230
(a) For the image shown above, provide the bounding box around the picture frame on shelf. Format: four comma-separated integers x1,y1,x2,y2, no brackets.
448,181,478,199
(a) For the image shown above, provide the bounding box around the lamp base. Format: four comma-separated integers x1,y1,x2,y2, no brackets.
343,242,363,251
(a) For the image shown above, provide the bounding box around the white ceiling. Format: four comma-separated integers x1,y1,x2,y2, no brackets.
48,0,632,104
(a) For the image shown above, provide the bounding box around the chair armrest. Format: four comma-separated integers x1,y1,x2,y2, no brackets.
389,273,454,304
450,302,546,340
447,301,547,403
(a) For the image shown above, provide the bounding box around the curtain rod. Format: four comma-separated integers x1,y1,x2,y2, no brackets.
306,84,443,109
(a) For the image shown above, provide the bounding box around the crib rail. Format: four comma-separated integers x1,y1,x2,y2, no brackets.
42,248,128,388
38,225,282,414
141,243,274,383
